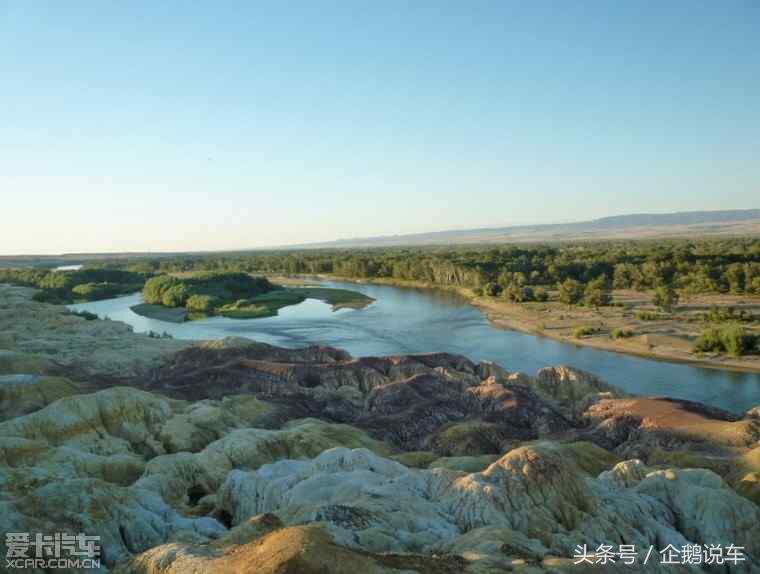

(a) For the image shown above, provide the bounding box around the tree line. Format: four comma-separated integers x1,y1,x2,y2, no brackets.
85,238,760,299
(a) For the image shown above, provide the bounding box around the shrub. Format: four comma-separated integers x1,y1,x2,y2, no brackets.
71,282,123,300
147,330,173,339
693,324,757,356
186,294,219,313
700,305,755,323
636,310,668,321
573,325,596,338
611,327,634,339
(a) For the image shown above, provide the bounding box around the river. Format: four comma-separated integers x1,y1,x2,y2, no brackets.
68,280,760,414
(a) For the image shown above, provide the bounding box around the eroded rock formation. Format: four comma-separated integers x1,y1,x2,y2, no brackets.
1,284,758,572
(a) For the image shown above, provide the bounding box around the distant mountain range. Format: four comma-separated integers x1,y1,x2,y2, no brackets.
296,209,760,248
2,210,759,265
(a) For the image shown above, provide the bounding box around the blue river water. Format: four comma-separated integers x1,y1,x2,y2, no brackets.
69,280,760,414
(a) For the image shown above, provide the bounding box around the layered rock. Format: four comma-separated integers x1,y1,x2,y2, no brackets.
2,284,759,572
202,445,758,572
0,374,80,420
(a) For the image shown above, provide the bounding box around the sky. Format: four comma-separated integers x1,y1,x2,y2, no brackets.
1,1,759,254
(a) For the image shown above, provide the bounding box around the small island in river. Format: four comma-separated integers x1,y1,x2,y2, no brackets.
130,271,373,322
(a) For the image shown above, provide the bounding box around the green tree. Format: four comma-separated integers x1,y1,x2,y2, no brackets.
725,264,746,293
652,284,679,312
584,276,612,307
504,284,534,303
143,275,180,304
483,282,502,297
558,278,584,305
161,284,189,307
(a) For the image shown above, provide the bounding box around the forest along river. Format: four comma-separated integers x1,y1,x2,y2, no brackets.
69,280,760,414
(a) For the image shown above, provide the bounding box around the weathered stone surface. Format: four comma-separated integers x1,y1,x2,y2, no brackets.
216,445,760,571
2,283,759,573
116,523,467,574
0,374,80,420
529,365,624,421
583,397,759,456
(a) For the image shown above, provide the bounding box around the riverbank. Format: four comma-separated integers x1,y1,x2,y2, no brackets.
281,274,760,374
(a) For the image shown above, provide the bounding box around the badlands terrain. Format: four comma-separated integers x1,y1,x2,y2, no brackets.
0,284,758,572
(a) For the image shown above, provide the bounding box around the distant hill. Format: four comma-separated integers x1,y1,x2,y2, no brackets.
297,209,760,248
2,209,759,264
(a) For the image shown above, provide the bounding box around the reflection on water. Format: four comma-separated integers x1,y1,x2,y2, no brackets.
69,281,760,413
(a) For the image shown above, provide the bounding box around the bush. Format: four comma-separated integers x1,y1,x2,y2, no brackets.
693,324,757,356
636,310,668,321
147,330,173,339
573,325,596,338
71,282,123,300
611,327,634,339
700,305,755,323
186,294,219,313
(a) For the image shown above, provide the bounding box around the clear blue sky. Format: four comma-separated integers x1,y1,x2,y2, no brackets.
1,1,758,254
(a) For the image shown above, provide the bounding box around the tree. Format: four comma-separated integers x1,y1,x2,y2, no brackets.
483,282,502,297
143,275,180,304
652,284,679,312
558,278,584,305
533,287,549,302
504,284,534,303
584,276,611,307
161,284,189,307
725,264,746,293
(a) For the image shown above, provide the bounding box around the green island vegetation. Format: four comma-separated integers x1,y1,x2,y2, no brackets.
0,267,373,322
0,267,146,303
136,271,373,322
